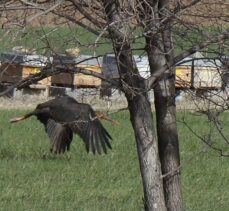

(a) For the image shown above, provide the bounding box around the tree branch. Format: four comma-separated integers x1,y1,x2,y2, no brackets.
0,56,120,97
180,118,229,157
51,11,109,38
69,0,106,29
174,33,229,64
24,0,64,25
145,32,229,90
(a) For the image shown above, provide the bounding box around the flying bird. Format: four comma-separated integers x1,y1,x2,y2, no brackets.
10,96,115,154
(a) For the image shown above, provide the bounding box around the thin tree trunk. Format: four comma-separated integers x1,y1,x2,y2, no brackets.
154,77,182,211
146,31,183,211
127,93,166,211
155,0,183,208
102,1,167,209
143,0,183,208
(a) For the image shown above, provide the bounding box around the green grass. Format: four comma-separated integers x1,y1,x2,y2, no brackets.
0,110,229,210
0,26,194,56
1,26,226,57
0,27,113,55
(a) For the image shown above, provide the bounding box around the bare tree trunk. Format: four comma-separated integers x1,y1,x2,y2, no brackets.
102,1,167,210
154,78,182,211
146,29,183,211
153,1,182,209
142,0,182,208
127,93,166,211
147,37,182,209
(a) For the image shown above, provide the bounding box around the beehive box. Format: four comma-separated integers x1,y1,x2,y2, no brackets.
23,66,51,86
0,64,23,83
51,72,74,87
193,67,221,89
51,54,75,87
175,66,192,88
0,64,51,86
74,65,102,87
0,53,49,85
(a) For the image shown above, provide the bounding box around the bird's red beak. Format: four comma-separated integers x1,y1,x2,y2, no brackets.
96,112,119,125
10,116,28,123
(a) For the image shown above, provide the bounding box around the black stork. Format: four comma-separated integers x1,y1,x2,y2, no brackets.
10,96,115,154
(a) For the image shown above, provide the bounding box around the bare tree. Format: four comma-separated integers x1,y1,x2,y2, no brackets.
0,0,228,210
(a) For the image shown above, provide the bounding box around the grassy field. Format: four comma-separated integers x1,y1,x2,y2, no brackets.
0,27,113,55
0,110,229,211
1,26,221,56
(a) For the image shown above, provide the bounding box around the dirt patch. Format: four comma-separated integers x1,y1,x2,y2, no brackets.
0,95,49,110
0,90,128,112
0,89,227,113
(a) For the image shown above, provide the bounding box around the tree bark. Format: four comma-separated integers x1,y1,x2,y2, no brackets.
154,78,182,211
127,93,166,211
102,1,167,210
142,0,182,209
150,1,182,209
147,38,182,210
155,1,183,209
146,27,183,211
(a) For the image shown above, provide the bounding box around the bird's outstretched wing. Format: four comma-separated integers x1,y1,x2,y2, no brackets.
67,107,112,154
37,114,73,154
10,96,113,155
